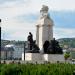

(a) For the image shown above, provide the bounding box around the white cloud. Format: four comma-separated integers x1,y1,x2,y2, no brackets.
54,28,75,39
0,0,75,40
0,0,75,20
1,18,36,40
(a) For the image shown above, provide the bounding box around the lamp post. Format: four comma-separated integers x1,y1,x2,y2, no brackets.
0,19,1,62
24,42,25,61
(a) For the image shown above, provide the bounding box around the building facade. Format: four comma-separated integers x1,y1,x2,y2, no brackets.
13,45,24,60
1,46,14,60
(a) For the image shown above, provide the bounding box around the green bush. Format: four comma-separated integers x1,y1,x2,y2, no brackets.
0,63,75,75
64,52,70,60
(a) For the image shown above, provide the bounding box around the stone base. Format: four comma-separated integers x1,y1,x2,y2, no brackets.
22,53,42,61
22,53,65,62
43,54,64,63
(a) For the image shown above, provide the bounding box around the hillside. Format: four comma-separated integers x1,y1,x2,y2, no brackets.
1,38,75,48
58,38,75,48
1,40,26,47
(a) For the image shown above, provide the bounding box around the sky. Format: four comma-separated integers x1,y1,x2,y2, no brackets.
0,0,75,41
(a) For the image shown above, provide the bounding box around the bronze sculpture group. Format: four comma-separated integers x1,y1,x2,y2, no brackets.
26,32,63,54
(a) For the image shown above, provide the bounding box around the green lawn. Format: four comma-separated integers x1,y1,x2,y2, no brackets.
0,63,75,75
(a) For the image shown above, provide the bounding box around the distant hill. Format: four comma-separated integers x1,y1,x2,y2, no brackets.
1,40,10,46
1,40,27,47
58,38,75,48
1,38,75,48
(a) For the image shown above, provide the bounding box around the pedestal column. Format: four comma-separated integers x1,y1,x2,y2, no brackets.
36,25,39,46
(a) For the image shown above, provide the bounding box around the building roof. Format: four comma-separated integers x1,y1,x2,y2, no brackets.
5,44,14,47
1,46,14,51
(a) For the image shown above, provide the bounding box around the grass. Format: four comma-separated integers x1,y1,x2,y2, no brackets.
0,63,75,75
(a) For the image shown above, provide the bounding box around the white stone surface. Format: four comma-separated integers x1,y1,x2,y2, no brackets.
36,5,53,50
43,54,48,61
43,54,64,62
22,53,65,62
22,53,42,61
22,53,24,60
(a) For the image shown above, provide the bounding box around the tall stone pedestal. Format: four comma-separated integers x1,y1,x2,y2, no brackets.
36,5,53,50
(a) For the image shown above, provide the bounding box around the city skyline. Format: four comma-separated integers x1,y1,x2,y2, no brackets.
0,0,75,41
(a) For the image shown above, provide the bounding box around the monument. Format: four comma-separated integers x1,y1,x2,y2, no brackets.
22,5,64,62
36,5,53,50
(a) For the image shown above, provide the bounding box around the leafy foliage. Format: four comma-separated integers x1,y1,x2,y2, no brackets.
64,52,70,60
0,63,75,75
58,38,75,48
1,38,75,48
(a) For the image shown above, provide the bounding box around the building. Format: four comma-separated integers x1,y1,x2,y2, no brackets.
1,44,25,60
1,40,27,60
69,48,75,59
36,5,54,50
13,45,24,60
1,45,14,60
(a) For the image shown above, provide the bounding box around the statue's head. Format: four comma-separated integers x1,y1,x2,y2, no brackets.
40,5,49,13
29,32,31,35
53,38,55,40
40,5,49,18
0,19,1,22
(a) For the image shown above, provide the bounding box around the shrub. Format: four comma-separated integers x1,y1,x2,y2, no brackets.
64,52,70,60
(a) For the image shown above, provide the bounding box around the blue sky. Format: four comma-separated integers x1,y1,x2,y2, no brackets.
0,0,75,41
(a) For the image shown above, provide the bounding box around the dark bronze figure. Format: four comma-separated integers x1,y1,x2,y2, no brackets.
27,32,33,50
26,32,40,53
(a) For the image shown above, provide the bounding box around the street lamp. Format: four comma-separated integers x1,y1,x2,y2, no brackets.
0,19,1,62
24,42,25,61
